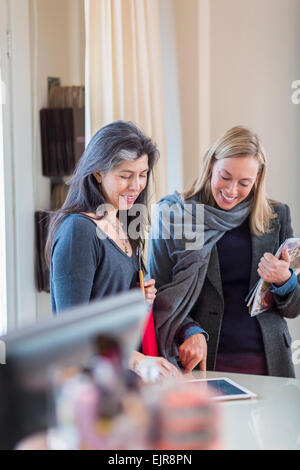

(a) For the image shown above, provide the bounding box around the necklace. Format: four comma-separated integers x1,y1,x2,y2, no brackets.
106,216,131,255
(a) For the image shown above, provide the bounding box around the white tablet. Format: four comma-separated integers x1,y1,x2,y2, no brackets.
186,377,257,401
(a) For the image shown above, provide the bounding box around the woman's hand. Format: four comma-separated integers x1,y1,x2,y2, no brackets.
130,351,181,380
138,278,157,304
178,333,207,372
257,246,291,286
149,356,181,377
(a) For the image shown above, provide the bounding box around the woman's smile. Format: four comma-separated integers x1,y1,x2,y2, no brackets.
120,194,139,205
219,190,238,204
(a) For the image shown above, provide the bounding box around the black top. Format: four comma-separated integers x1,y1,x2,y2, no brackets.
216,219,265,354
50,214,139,313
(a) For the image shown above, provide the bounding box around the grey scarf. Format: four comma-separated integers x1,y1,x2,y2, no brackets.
153,191,253,365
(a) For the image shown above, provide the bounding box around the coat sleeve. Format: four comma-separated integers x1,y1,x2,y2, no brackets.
272,204,300,319
147,207,208,343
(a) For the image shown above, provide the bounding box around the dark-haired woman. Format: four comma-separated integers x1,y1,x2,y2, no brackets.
46,120,179,378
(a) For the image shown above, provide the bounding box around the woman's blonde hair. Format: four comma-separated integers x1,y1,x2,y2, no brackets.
183,126,277,235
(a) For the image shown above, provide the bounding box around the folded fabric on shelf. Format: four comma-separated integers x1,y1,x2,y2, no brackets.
35,211,50,293
40,108,80,177
51,182,69,211
48,85,85,108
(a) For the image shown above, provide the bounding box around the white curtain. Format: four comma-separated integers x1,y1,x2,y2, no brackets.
85,0,168,201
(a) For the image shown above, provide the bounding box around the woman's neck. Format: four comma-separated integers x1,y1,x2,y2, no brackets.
83,205,119,223
105,207,118,223
95,203,118,221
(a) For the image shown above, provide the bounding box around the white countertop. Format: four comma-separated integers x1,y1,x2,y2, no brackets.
190,371,300,450
16,370,300,451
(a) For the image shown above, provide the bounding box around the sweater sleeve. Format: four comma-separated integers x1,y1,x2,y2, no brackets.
178,324,209,343
272,204,300,319
51,216,100,313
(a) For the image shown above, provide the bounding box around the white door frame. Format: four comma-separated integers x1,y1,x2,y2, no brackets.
0,0,16,333
0,0,37,331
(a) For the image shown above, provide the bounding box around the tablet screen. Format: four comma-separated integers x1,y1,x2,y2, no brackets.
187,377,257,401
207,379,248,396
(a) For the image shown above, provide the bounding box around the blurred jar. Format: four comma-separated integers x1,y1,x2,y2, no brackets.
51,358,152,450
142,379,222,450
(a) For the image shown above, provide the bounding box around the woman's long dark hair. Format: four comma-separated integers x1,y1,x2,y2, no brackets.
45,121,159,267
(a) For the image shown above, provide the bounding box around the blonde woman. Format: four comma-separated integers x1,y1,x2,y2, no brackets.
147,126,300,377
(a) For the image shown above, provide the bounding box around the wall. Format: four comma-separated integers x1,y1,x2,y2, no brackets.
160,0,211,193
161,0,300,226
29,0,85,320
173,0,200,191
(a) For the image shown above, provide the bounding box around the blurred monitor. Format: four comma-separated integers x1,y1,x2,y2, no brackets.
0,290,147,449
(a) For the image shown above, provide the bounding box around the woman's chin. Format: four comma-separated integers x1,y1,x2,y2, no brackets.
118,202,134,211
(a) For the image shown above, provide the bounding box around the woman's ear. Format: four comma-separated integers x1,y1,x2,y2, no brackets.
93,172,102,184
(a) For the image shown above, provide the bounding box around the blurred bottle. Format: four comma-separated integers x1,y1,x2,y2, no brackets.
142,379,222,450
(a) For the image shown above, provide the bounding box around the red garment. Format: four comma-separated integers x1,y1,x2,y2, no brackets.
142,307,159,356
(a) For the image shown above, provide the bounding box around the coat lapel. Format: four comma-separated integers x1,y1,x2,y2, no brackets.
206,245,223,300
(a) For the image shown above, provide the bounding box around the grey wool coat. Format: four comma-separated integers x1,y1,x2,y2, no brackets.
148,202,300,378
